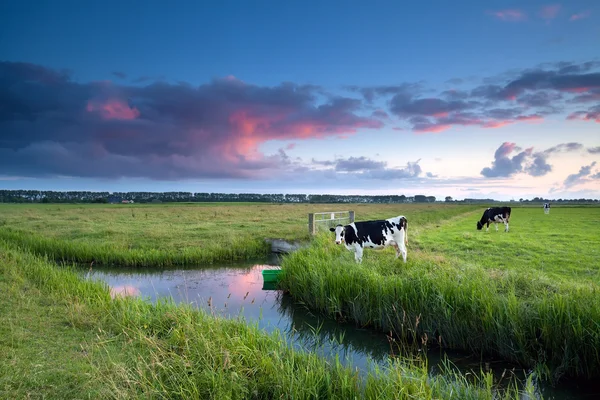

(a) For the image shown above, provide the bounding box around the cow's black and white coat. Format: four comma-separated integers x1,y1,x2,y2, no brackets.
476,207,511,232
330,216,408,263
543,203,550,214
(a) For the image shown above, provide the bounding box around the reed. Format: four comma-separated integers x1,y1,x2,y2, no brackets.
0,240,533,399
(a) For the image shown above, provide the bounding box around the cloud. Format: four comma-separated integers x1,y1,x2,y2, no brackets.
481,142,532,178
481,142,586,178
539,5,561,21
371,109,389,119
346,83,425,103
567,105,600,123
569,89,600,103
570,11,590,21
487,9,527,22
335,156,386,172
378,60,600,133
543,143,585,154
0,61,384,181
588,147,600,154
309,156,427,180
111,71,127,79
564,162,597,188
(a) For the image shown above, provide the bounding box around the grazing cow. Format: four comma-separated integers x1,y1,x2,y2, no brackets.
476,207,511,232
329,216,408,263
543,203,550,214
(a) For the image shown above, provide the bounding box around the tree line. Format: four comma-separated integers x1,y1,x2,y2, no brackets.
0,190,597,204
1,190,431,204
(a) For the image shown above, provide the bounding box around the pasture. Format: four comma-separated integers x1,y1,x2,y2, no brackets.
1,202,598,397
280,206,600,382
0,202,479,266
0,231,530,399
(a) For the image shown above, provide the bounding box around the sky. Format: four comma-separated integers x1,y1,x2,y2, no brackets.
1,0,599,201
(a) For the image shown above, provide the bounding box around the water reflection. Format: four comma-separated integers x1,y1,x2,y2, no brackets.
83,260,596,400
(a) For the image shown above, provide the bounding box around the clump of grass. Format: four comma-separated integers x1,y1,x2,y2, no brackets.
1,240,535,399
279,233,600,383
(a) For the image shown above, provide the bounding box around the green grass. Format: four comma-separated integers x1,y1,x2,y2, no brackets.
413,207,600,281
0,202,479,266
279,206,600,382
0,240,533,399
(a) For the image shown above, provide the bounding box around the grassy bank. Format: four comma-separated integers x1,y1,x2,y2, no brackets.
0,203,478,266
279,207,600,382
0,240,533,399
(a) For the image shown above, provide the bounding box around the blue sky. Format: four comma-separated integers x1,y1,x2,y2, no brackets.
1,0,599,200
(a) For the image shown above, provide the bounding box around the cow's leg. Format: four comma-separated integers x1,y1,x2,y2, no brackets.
486,221,490,232
399,242,407,263
495,222,499,232
354,245,363,263
505,220,509,232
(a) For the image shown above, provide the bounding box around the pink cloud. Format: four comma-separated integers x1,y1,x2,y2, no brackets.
488,9,527,21
563,87,591,93
570,11,590,21
414,124,453,134
516,114,544,123
497,142,518,157
483,120,512,129
567,110,600,123
540,4,561,21
86,99,140,120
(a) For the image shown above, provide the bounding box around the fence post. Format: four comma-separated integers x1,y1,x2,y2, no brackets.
308,213,315,235
349,210,355,223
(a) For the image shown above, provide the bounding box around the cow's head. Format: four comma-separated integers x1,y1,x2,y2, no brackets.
476,221,484,230
329,224,345,244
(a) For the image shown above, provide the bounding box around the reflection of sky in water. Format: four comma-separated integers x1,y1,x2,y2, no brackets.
85,262,398,374
84,261,596,400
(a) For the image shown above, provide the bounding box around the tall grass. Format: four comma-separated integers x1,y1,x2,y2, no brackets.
0,240,534,399
0,228,269,266
279,231,600,382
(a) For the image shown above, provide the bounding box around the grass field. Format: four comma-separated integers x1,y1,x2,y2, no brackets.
1,202,598,395
279,206,600,382
0,202,480,266
0,240,531,399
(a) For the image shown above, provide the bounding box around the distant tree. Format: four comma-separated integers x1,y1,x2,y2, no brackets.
445,196,453,202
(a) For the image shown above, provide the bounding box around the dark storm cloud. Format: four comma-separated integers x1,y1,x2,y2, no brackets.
0,61,384,180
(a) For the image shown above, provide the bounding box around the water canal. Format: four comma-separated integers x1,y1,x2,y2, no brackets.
82,256,596,400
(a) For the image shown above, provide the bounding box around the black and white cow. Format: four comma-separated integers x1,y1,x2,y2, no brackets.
543,203,550,214
476,207,511,232
329,216,408,263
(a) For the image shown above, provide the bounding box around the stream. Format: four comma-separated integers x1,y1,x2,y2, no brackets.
82,256,597,399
